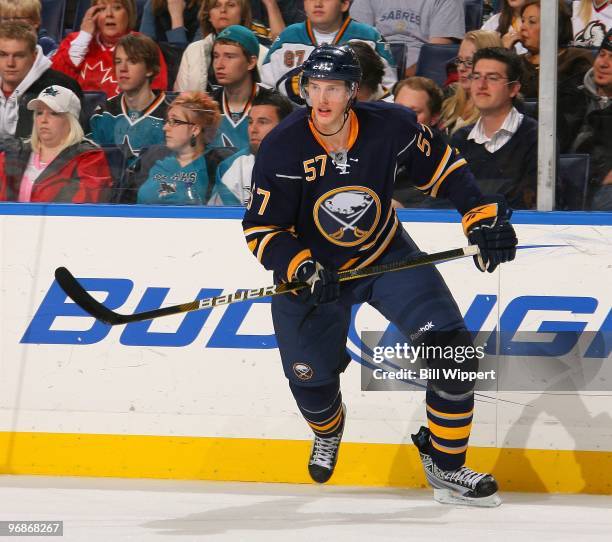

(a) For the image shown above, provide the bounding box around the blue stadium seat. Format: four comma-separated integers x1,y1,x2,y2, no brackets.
71,0,91,34
522,99,538,119
40,0,66,43
415,43,459,87
102,146,129,199
464,0,484,32
136,0,148,28
388,42,407,80
560,154,591,211
82,91,107,121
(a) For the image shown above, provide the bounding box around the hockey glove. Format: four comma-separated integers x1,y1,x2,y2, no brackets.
294,259,340,305
462,198,518,273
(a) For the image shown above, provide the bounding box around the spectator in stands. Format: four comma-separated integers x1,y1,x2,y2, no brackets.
439,30,502,134
0,85,112,203
0,0,57,56
348,40,392,101
209,25,266,151
0,22,82,138
261,0,396,104
571,29,612,210
392,76,446,208
394,76,444,126
350,0,465,77
451,47,540,209
518,0,593,150
250,0,306,38
139,0,203,45
52,0,168,98
519,0,593,98
482,0,528,54
174,0,269,91
572,0,612,48
120,91,221,204
89,34,167,163
210,89,293,205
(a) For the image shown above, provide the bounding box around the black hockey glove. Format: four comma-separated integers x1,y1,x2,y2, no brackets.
294,259,340,305
462,197,518,273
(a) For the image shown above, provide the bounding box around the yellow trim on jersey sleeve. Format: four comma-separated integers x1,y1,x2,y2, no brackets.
244,225,277,237
430,158,467,198
415,145,452,192
287,248,312,281
247,239,258,253
462,203,499,235
256,231,282,262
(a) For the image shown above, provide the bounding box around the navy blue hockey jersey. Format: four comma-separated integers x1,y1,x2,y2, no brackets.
242,101,484,281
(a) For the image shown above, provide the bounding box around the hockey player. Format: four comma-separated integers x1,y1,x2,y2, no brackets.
89,33,167,164
242,44,517,507
260,0,396,103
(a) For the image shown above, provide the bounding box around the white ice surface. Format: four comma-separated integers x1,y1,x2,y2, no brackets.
0,476,611,541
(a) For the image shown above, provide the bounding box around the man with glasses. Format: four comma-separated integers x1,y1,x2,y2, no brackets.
451,47,540,209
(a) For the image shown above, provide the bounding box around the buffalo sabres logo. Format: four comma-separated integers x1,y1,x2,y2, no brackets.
293,362,314,381
313,186,381,247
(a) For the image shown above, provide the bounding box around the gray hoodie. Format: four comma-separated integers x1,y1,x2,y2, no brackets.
0,45,51,137
581,67,611,113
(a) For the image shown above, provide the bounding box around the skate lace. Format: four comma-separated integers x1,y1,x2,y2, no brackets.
445,466,486,489
310,435,341,468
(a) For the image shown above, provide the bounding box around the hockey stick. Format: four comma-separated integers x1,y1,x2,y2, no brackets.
54,245,478,326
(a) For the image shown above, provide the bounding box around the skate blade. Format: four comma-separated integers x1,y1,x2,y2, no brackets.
433,488,502,508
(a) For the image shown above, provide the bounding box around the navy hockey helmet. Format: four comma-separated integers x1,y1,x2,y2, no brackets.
299,44,361,103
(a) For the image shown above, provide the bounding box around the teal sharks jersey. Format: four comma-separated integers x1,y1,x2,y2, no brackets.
89,91,167,163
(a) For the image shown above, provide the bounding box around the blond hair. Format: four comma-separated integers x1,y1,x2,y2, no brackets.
30,113,85,155
440,30,503,134
0,0,41,25
0,20,37,52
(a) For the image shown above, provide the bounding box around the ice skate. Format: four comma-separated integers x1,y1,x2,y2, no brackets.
308,404,346,483
412,426,501,507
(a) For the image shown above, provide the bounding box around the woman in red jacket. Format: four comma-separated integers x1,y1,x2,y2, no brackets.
51,0,168,98
0,85,113,203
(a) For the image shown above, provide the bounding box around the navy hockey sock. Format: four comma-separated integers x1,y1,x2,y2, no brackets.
425,388,474,471
289,380,344,437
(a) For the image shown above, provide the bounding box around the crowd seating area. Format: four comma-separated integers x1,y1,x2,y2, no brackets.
0,0,608,210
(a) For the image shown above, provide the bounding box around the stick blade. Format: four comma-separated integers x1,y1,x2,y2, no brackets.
54,267,123,325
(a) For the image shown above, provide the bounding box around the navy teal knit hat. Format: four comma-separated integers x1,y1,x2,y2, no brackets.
215,25,259,58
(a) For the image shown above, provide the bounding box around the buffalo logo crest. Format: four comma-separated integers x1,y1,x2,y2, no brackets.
293,363,314,381
314,186,381,246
